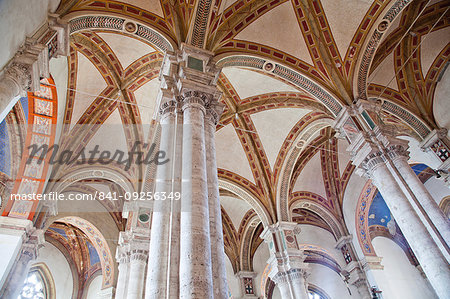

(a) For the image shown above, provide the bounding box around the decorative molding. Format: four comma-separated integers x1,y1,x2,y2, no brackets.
217,55,343,116
69,15,173,52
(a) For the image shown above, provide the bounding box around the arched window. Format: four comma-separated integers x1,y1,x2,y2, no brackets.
308,284,330,299
19,271,45,299
308,290,324,299
18,263,55,299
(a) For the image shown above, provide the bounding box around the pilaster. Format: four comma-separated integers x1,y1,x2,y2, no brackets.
261,222,309,299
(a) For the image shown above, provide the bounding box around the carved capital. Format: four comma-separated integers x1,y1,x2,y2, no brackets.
130,249,148,262
384,144,409,161
179,90,212,114
4,62,33,93
360,151,385,177
272,268,308,285
205,101,224,125
159,99,177,117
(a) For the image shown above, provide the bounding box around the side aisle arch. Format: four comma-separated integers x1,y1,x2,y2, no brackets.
56,216,114,289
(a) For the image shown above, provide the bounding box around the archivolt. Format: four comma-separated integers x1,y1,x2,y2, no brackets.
218,178,271,226
290,199,345,240
276,118,334,221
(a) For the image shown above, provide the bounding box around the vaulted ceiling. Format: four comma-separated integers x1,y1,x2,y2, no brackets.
46,0,449,274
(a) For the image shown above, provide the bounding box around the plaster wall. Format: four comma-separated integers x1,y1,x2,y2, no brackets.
33,241,74,299
434,66,450,138
0,233,22,289
85,274,103,299
342,172,368,259
298,224,346,266
424,176,450,205
225,256,241,298
253,243,271,298
371,237,437,299
0,0,60,70
308,263,352,299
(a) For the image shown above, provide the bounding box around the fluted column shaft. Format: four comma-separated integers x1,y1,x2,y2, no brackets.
145,103,176,298
127,250,148,299
205,108,228,298
272,269,308,299
167,108,183,299
179,96,213,298
290,270,309,299
276,279,292,298
368,158,450,298
115,254,129,299
391,154,450,254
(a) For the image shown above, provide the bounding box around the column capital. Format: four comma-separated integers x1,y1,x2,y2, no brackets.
159,98,177,117
205,101,224,126
156,44,223,120
334,235,353,250
359,142,409,178
271,268,309,285
130,249,148,262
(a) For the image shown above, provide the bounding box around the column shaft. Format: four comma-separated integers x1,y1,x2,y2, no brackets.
370,162,450,298
276,280,293,298
289,270,309,299
392,156,450,254
145,107,176,298
205,111,228,298
127,250,148,299
179,98,213,298
167,109,183,299
115,256,129,299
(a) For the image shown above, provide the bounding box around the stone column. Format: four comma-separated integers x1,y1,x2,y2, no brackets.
271,268,309,299
145,98,177,298
261,222,309,299
205,101,228,298
363,152,450,298
143,43,225,298
127,248,148,299
167,107,183,299
388,145,450,255
115,249,130,299
179,91,213,298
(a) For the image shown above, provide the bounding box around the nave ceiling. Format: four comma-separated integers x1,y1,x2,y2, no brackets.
1,0,449,287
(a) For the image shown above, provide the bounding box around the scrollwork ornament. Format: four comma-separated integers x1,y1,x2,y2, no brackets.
5,62,33,92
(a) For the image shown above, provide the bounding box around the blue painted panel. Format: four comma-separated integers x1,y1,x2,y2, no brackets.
0,120,11,176
48,227,68,240
87,240,100,265
19,97,28,123
411,163,428,176
368,192,391,227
